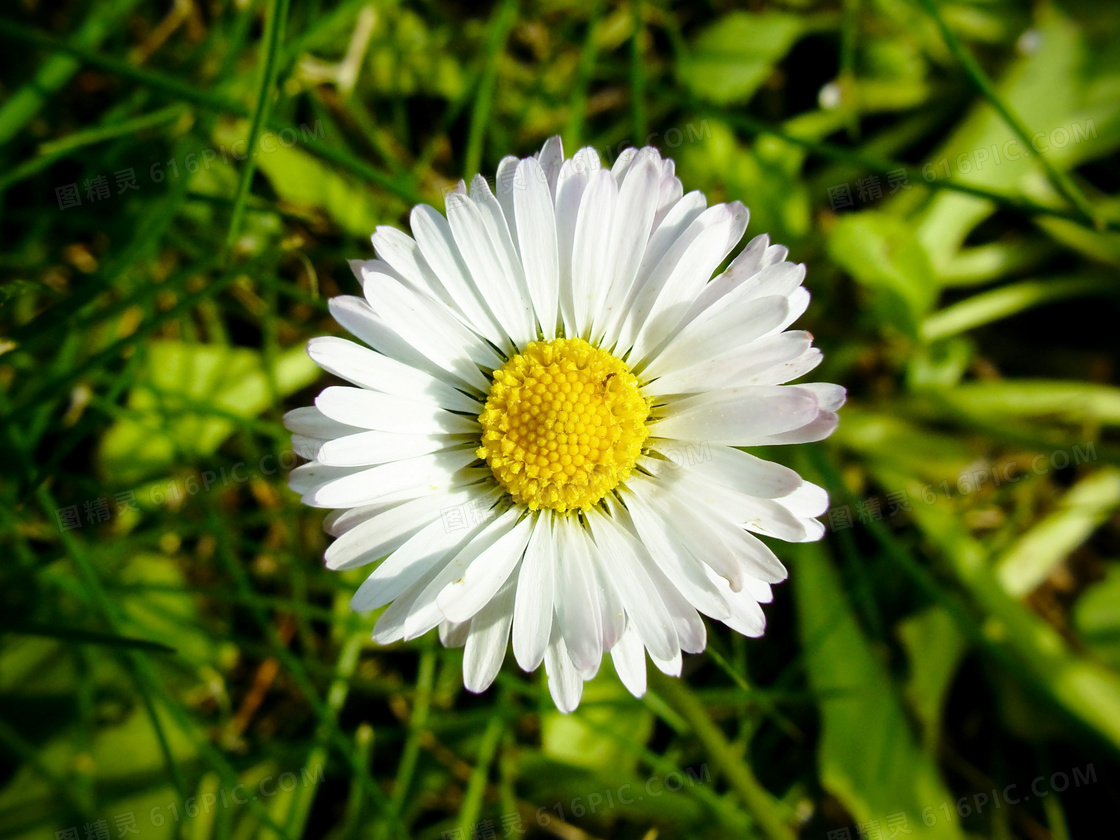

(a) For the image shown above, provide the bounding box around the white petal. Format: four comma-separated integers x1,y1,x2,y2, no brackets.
642,331,813,397
351,513,486,612
462,577,516,693
650,385,819,444
745,347,824,387
553,517,605,676
494,155,522,254
650,646,682,676
328,295,440,377
307,336,480,413
746,410,839,446
779,480,830,518
645,443,803,499
512,515,557,671
609,146,639,183
437,512,535,624
324,502,394,537
290,434,323,461
646,561,706,654
611,493,731,621
653,172,684,230
445,189,536,348
798,382,847,413
570,169,618,339
289,461,365,495
514,157,561,339
305,447,478,509
283,405,362,439
409,204,510,352
360,268,500,392
774,286,810,332
639,294,789,382
370,226,456,309
326,487,487,571
316,430,455,468
592,553,626,651
440,619,471,648
682,257,803,330
607,191,706,349
469,175,538,338
584,510,678,663
535,135,565,199
629,202,749,363
544,626,584,713
554,148,600,337
594,154,660,346
403,508,524,639
610,624,648,698
315,386,478,435
372,560,447,644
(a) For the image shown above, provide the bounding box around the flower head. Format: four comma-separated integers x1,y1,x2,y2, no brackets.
286,136,843,711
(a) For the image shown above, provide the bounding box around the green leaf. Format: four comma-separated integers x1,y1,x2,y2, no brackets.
832,406,978,484
828,211,938,338
541,666,653,774
117,553,222,666
1074,565,1120,672
995,468,1120,597
915,4,1120,269
677,121,811,246
214,120,393,237
97,340,318,485
677,12,805,105
884,469,1120,753
932,381,1120,426
897,607,968,752
793,541,964,839
0,709,196,838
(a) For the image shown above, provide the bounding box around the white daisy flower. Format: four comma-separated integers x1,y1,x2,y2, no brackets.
286,136,843,712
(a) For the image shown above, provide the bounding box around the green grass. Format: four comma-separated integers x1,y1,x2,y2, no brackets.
2,1,1119,839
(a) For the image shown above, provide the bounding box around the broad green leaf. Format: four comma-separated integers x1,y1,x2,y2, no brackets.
828,212,938,338
877,466,1120,753
933,381,1120,427
919,274,1116,341
97,340,318,485
995,468,1120,596
213,120,391,237
1074,565,1120,672
832,406,978,484
541,665,653,774
793,541,964,839
897,607,968,752
117,552,223,666
905,337,973,390
915,4,1120,270
0,709,196,839
677,121,811,246
677,12,805,105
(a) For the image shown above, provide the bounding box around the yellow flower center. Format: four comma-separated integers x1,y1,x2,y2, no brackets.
477,338,650,512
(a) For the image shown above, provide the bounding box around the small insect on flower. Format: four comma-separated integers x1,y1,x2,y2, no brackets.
286,136,843,712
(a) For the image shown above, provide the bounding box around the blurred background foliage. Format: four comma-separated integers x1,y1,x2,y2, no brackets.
1,0,1119,838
